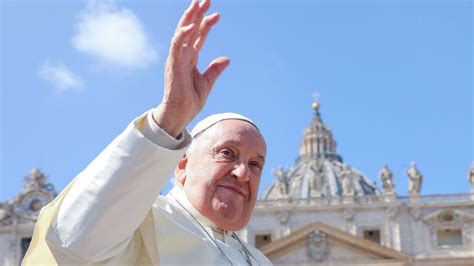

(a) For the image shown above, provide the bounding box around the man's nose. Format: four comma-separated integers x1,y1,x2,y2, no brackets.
231,162,250,182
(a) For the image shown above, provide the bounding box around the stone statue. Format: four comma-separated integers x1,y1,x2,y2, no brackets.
468,162,474,192
340,164,354,196
22,168,55,195
406,162,422,195
308,164,323,197
24,168,47,190
379,165,395,194
273,166,290,196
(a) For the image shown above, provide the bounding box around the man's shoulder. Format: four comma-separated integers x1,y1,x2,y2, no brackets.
152,194,180,215
151,194,194,225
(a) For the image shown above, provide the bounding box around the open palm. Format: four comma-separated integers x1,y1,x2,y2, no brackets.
155,0,230,138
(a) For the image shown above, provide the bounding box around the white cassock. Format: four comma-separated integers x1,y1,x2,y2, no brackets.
23,111,272,265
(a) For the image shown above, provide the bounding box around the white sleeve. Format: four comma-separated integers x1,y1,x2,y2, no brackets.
51,110,191,262
142,108,188,149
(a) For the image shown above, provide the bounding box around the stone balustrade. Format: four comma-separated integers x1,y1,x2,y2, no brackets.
255,193,474,209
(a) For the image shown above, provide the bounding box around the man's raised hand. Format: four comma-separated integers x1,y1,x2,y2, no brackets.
153,0,230,138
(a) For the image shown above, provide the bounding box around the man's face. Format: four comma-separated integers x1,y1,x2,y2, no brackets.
176,120,266,231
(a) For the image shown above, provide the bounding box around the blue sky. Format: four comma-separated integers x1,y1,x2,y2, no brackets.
1,0,472,201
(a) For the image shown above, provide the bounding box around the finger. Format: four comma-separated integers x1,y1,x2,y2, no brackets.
170,23,196,58
188,0,212,45
200,0,211,14
194,13,220,52
178,0,200,28
202,57,230,90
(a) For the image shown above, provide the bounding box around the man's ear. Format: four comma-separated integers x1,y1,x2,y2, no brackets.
175,154,188,186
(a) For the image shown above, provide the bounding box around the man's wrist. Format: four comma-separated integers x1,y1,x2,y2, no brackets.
152,106,186,139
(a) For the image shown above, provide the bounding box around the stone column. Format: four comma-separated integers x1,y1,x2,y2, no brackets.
8,220,19,266
409,207,423,254
385,206,400,250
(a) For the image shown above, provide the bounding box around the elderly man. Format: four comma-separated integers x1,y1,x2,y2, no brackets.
23,0,271,265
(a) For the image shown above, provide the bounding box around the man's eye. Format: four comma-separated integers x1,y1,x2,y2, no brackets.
250,161,262,170
219,149,234,157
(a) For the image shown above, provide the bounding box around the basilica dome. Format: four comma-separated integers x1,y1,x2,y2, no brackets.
262,99,381,200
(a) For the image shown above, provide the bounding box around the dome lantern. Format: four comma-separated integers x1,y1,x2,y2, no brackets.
298,95,342,163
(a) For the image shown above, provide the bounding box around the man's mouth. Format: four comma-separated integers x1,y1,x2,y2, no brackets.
218,184,246,197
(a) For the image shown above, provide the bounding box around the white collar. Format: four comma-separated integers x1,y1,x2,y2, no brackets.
168,186,229,240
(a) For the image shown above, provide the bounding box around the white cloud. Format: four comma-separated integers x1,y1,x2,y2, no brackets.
38,61,84,92
72,0,158,68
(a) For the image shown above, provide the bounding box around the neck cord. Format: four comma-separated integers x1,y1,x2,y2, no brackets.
232,233,259,266
171,194,256,266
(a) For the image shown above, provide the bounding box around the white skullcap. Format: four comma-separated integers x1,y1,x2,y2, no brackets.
190,113,259,138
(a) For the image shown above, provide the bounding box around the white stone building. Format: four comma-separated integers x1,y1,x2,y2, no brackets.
1,101,473,265
241,101,474,265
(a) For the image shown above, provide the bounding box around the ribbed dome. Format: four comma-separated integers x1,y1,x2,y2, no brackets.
262,99,380,200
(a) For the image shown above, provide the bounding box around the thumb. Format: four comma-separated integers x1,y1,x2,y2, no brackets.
202,56,230,90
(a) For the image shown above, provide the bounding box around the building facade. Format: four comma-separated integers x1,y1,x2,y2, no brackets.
241,101,474,265
1,101,473,265
0,169,56,266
